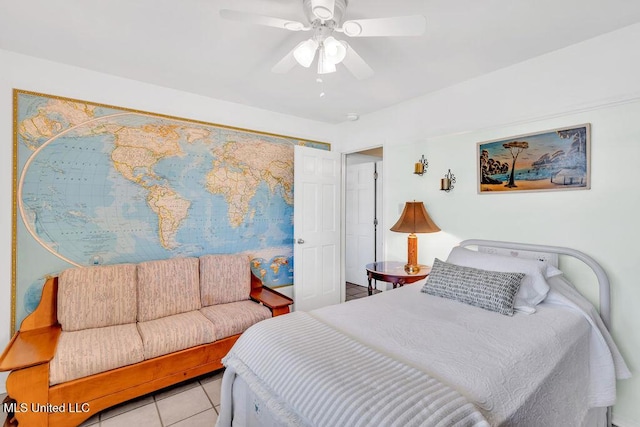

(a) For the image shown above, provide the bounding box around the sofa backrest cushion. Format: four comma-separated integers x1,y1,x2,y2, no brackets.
200,254,251,306
137,257,201,322
58,264,137,331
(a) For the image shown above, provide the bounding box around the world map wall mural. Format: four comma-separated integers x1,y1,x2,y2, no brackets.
12,89,329,332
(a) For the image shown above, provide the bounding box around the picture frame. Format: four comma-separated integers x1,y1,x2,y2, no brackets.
478,123,590,194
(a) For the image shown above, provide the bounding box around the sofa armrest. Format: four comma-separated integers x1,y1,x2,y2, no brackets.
20,276,59,332
250,287,293,317
0,325,61,371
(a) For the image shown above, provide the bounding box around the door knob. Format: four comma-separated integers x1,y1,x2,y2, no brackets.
297,238,305,244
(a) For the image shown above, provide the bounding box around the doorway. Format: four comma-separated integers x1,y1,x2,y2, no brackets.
345,147,383,293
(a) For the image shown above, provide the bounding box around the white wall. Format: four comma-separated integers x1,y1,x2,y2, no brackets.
338,23,640,426
0,49,338,394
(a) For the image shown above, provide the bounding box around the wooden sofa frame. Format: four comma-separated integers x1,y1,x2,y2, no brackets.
0,273,293,427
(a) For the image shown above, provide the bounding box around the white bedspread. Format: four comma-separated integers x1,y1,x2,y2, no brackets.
218,276,630,427
545,276,631,404
220,310,488,427
313,279,629,426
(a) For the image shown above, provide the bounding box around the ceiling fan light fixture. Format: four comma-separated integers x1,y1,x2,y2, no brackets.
323,36,347,64
317,61,337,74
293,39,319,67
317,46,337,74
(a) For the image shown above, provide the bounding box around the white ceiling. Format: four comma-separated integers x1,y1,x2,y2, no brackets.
2,0,640,124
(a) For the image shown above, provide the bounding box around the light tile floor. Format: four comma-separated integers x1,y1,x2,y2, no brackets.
1,284,378,426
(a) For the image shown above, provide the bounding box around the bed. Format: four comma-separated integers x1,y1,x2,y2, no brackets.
216,240,630,427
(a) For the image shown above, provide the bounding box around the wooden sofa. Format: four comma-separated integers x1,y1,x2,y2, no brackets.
0,254,293,427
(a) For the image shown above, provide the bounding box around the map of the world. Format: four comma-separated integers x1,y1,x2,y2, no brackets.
12,90,328,331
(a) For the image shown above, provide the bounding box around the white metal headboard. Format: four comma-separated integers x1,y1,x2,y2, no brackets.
459,239,611,330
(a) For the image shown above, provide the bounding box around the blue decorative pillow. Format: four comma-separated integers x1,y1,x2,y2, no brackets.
421,259,525,316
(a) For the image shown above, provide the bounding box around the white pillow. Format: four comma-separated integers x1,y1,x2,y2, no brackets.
446,247,560,314
545,263,563,279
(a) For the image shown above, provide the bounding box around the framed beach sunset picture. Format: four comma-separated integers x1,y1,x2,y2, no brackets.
478,124,590,194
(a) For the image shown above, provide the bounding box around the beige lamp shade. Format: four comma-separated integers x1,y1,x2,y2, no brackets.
390,201,440,274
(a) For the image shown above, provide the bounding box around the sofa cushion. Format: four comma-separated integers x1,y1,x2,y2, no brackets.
200,254,251,306
136,311,216,360
137,257,201,322
199,300,271,340
58,264,137,331
49,323,144,386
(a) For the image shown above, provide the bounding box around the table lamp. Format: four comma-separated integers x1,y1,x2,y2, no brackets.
390,201,440,274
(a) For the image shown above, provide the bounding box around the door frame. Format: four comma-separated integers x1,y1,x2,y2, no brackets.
341,146,384,300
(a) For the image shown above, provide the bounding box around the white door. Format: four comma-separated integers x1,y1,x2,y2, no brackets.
293,145,342,311
345,162,376,286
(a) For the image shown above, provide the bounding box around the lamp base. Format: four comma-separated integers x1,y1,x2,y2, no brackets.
404,264,421,275
405,233,420,274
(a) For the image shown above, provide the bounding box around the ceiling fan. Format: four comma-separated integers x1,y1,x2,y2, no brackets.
220,0,426,80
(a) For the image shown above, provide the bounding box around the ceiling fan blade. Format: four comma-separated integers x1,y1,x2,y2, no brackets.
340,15,426,37
220,9,308,31
271,42,305,74
341,43,374,80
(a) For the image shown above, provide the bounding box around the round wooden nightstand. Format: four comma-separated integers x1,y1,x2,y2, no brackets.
365,261,431,296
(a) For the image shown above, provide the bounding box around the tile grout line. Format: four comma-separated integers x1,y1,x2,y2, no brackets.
155,398,164,427
165,407,214,427
201,381,218,410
